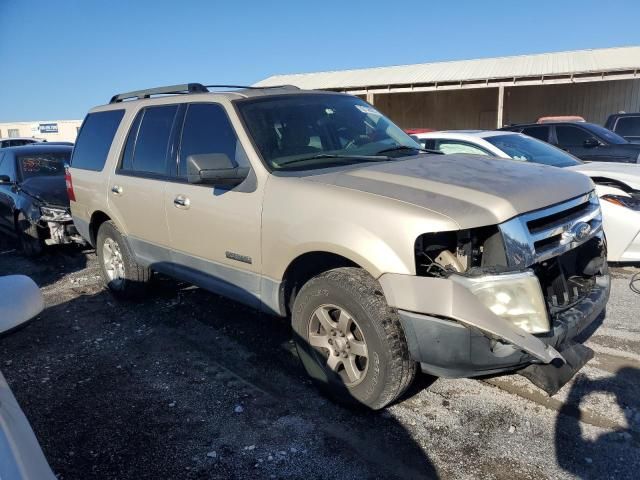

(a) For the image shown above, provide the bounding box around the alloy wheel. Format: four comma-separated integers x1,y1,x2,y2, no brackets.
308,304,369,386
102,237,125,284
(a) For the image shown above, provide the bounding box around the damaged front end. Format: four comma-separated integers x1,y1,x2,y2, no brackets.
380,192,609,395
26,204,84,246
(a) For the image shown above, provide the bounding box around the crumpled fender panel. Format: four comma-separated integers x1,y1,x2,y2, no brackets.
378,273,565,365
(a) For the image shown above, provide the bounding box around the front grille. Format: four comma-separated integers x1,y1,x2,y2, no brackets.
533,236,604,312
499,192,603,268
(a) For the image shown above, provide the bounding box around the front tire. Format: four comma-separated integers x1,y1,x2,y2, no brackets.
96,221,151,299
292,267,416,410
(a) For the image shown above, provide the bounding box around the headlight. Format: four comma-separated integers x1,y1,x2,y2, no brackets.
40,206,72,222
601,194,640,211
451,270,550,333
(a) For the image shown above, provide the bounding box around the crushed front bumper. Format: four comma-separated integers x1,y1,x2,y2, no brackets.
34,208,84,246
379,271,609,379
41,220,83,246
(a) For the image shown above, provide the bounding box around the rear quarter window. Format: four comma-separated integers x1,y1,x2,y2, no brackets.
71,109,125,171
521,126,549,141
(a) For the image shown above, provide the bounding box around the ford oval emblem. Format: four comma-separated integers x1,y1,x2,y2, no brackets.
571,222,592,242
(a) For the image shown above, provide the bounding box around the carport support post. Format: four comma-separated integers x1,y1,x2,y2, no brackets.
366,92,375,105
496,85,505,128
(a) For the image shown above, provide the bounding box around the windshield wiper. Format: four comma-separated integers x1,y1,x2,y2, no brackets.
375,145,443,155
277,153,391,167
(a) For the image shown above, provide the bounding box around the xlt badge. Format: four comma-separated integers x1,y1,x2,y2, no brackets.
225,251,252,264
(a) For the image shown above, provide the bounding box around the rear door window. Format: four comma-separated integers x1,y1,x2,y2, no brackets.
71,110,125,171
120,105,179,176
521,126,549,142
436,140,490,156
555,126,594,146
177,103,246,179
615,116,640,136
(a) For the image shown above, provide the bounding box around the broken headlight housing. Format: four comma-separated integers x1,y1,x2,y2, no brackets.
451,270,550,334
601,194,640,211
40,206,72,222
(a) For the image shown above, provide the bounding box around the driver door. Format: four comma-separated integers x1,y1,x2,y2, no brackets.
554,125,603,161
164,102,263,308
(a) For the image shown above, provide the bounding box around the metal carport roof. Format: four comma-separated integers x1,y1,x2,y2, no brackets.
254,46,640,93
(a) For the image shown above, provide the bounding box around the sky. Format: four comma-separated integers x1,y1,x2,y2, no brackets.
2,0,640,121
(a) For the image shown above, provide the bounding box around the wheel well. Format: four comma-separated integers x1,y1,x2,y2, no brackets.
89,211,111,246
281,252,359,316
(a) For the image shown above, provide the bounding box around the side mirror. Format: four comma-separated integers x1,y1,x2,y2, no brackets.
583,138,600,148
186,153,249,186
0,275,44,335
0,174,12,184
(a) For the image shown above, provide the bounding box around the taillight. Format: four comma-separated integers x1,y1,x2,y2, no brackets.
65,165,76,202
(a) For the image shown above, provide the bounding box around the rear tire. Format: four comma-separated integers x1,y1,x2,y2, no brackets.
96,221,151,299
16,212,44,257
292,267,416,410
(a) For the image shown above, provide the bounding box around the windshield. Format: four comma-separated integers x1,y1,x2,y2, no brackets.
18,152,69,180
586,123,628,144
485,134,582,168
237,94,422,170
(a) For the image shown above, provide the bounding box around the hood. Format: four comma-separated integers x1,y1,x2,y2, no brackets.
568,162,640,190
303,155,594,228
19,175,69,207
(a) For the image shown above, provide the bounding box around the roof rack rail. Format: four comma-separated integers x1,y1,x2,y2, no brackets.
203,84,299,90
109,83,299,103
110,83,208,103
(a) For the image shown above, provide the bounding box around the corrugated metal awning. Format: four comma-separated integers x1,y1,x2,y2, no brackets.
254,46,640,93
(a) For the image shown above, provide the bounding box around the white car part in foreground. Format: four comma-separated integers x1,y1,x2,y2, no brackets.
0,275,56,480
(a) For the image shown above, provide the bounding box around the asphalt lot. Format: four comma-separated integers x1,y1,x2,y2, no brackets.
0,240,639,480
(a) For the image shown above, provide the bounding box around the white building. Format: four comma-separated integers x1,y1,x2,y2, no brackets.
0,119,82,143
256,46,640,130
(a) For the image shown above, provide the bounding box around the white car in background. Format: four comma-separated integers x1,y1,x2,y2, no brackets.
414,130,640,263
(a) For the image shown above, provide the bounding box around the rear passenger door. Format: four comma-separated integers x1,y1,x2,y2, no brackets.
108,105,179,267
163,102,263,307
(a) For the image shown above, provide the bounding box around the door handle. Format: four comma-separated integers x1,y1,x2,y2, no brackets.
111,185,123,195
173,195,191,209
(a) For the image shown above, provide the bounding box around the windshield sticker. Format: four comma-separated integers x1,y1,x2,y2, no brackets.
355,105,382,116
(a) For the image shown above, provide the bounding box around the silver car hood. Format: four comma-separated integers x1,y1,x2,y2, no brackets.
305,155,594,228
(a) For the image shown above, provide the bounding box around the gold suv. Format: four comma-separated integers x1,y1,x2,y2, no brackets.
69,84,609,408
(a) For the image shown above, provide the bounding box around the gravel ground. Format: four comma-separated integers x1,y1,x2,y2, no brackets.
0,240,638,480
